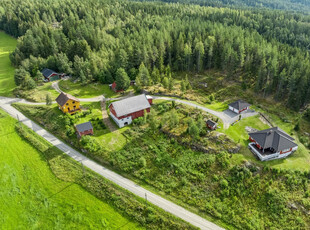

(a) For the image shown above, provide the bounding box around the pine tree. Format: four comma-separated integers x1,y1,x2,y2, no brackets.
181,80,186,92
115,68,130,91
162,77,169,89
136,62,150,87
46,93,52,105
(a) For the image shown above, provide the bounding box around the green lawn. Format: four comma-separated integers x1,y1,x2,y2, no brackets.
59,80,118,98
0,109,142,229
218,115,310,171
204,101,228,112
219,115,270,143
0,31,17,96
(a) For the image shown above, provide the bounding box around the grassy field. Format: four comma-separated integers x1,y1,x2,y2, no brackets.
15,82,60,102
59,80,120,98
0,31,17,96
0,109,142,229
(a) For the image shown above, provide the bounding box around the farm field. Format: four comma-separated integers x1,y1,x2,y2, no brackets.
0,31,17,96
0,109,142,229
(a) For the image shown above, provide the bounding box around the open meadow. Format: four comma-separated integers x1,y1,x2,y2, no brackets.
0,31,17,96
0,109,143,229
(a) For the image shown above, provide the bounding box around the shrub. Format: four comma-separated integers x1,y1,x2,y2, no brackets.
139,157,147,168
220,179,228,188
133,117,144,126
80,135,101,152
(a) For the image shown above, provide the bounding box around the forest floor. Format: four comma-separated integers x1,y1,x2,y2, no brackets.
0,32,17,97
0,109,143,229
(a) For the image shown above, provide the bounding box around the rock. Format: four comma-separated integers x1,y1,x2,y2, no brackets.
245,126,258,133
228,145,240,153
304,132,310,136
244,161,252,168
288,203,298,210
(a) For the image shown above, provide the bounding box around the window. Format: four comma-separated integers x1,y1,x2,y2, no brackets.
72,101,75,104
66,103,69,106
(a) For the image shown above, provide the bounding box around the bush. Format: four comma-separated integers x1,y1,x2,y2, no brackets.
80,135,101,152
133,117,144,126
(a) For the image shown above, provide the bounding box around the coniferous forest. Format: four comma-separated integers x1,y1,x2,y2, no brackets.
1,0,310,110
1,1,310,229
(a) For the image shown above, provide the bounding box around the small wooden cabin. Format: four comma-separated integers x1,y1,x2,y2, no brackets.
206,119,217,130
42,68,64,82
76,122,93,138
110,82,124,92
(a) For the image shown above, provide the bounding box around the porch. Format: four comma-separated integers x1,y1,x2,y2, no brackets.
248,142,280,161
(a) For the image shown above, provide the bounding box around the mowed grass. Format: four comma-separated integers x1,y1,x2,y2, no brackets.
0,110,142,229
219,115,310,171
0,31,17,96
59,80,117,98
219,115,270,144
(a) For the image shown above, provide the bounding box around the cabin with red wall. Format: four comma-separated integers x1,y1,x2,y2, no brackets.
109,94,151,128
75,122,93,138
110,82,124,93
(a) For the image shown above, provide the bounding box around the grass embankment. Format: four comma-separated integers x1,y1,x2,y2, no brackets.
0,31,17,96
1,109,196,229
0,109,142,229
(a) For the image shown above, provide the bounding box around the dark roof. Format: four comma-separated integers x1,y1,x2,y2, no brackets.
249,127,297,152
56,92,79,106
229,100,251,110
206,119,217,127
111,94,151,117
76,122,93,133
42,68,57,78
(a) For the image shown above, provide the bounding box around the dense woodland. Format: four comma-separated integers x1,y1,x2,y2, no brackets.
147,0,310,13
0,0,310,110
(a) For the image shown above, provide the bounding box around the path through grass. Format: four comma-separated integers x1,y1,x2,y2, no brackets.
0,32,17,96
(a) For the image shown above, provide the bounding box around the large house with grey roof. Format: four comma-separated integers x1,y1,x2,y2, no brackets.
229,100,251,114
248,127,298,161
109,94,152,128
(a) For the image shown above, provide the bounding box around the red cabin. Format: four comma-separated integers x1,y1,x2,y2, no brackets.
206,119,217,130
110,82,124,93
75,122,93,138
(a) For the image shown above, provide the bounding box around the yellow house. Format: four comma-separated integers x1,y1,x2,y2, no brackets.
56,92,81,114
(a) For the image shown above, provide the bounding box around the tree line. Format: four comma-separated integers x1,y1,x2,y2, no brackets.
0,0,309,109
